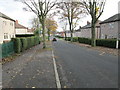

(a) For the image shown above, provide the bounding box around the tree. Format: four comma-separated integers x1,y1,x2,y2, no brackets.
31,17,40,29
18,0,57,48
83,0,106,47
56,0,86,41
45,18,58,41
59,19,68,40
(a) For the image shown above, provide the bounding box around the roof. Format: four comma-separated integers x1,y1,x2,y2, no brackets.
15,22,28,29
0,12,15,21
27,28,35,32
100,13,120,24
81,20,101,29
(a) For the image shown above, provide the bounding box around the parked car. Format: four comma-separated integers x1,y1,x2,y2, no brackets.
52,38,57,41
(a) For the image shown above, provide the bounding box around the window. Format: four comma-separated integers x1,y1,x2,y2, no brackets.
10,23,13,26
3,21,6,25
109,23,114,29
4,33,8,39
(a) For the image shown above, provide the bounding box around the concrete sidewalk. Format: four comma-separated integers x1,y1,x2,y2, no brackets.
2,42,56,88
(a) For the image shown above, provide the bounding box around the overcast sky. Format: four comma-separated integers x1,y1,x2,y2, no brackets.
0,0,120,31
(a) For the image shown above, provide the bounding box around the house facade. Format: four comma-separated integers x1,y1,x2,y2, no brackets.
15,20,28,35
100,13,120,39
79,21,101,39
15,20,34,35
0,12,15,44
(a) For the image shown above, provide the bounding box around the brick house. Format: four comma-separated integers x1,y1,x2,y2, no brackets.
79,21,101,39
100,13,120,39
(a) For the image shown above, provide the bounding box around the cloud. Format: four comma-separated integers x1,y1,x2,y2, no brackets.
0,0,36,28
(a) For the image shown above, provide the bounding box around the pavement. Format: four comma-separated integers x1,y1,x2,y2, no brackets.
52,39,118,88
2,42,56,88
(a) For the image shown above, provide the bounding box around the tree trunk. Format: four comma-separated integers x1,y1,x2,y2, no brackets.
69,23,73,42
70,31,73,42
64,31,67,40
91,20,96,47
48,29,50,41
42,19,46,49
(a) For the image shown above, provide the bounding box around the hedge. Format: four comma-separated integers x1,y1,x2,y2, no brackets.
65,37,71,41
13,38,22,53
55,35,64,38
78,37,91,45
12,36,40,53
65,37,120,48
20,38,28,51
73,37,78,42
96,39,117,48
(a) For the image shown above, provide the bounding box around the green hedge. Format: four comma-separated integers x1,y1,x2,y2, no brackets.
65,37,71,41
55,35,64,38
65,37,120,48
78,37,91,45
13,36,40,53
13,38,22,53
21,38,28,51
96,39,117,48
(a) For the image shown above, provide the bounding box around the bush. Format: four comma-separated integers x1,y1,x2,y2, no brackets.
27,37,31,49
96,39,116,48
77,37,120,48
55,35,64,38
20,38,27,51
12,36,41,53
73,37,78,42
13,38,22,53
65,37,71,41
78,37,91,45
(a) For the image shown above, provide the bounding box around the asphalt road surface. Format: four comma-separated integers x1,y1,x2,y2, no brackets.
52,39,118,88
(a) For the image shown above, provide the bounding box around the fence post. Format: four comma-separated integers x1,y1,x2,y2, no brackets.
116,40,119,49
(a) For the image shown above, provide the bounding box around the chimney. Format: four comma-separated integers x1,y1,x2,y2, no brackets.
87,21,90,25
16,20,18,24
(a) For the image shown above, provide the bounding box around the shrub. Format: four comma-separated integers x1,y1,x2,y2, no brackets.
20,38,27,51
96,39,116,48
12,36,41,53
78,37,91,45
65,37,71,41
73,37,78,42
31,36,35,46
26,37,31,49
13,38,22,53
55,35,64,38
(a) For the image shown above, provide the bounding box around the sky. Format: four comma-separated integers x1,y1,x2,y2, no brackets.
0,0,120,31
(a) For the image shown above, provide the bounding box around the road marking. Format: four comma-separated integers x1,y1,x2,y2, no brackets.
99,52,105,55
52,50,61,90
0,82,2,89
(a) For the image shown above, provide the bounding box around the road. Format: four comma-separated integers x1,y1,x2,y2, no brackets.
52,39,118,88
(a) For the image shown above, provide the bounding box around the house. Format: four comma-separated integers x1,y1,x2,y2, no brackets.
15,20,28,35
79,21,101,39
0,12,16,44
27,28,35,34
100,13,120,39
15,20,35,36
73,27,81,37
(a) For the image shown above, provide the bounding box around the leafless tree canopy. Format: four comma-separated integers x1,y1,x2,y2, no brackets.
83,0,106,23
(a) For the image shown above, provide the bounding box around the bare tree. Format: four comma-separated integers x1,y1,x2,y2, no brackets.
17,0,57,48
56,0,86,41
83,0,106,47
31,17,40,29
